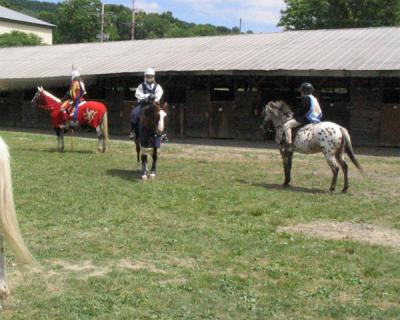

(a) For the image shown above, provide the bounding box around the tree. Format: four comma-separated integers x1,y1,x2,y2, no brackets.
0,30,42,47
279,0,400,30
55,0,101,43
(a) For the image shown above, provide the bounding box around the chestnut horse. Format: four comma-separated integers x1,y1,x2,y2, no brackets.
32,87,109,152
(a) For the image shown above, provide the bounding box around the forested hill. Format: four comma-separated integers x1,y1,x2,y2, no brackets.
8,0,58,13
3,0,249,44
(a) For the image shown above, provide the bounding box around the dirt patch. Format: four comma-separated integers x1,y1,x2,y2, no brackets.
277,220,400,248
167,257,197,270
116,259,166,274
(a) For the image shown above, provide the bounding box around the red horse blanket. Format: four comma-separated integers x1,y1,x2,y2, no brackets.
74,102,106,128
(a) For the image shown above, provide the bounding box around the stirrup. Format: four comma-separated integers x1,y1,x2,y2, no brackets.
129,131,136,140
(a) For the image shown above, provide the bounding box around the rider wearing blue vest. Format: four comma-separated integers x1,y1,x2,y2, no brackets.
129,68,164,139
283,82,323,152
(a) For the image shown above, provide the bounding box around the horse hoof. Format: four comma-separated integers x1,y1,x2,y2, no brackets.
342,187,348,193
0,284,10,300
141,175,147,180
282,183,290,189
150,173,156,179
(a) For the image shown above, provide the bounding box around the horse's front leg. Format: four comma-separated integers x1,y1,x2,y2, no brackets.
96,127,104,153
280,149,293,188
141,153,148,180
149,148,158,179
135,138,140,168
55,128,64,152
0,236,10,310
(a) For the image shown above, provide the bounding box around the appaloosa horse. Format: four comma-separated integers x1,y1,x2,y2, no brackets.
262,100,363,192
32,87,109,152
0,137,34,310
134,102,167,180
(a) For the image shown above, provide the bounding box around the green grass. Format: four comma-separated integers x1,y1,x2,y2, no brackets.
1,130,400,319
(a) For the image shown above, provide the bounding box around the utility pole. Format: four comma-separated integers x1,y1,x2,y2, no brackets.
101,3,105,42
239,18,242,33
131,0,135,40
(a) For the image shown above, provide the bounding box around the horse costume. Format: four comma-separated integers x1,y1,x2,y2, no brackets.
262,101,363,192
32,87,109,152
0,137,34,310
134,102,167,180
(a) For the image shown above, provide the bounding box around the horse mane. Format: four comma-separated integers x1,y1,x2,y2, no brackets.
43,89,61,103
275,100,293,115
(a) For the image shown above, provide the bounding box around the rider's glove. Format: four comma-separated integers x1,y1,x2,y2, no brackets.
148,94,156,101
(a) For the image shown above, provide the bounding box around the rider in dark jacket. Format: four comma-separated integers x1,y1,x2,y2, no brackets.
129,68,164,139
283,82,322,152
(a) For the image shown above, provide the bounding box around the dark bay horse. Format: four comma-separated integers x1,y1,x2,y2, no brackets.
32,87,109,152
134,102,167,180
262,100,363,192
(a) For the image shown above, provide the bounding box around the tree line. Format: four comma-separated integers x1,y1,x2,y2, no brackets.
3,0,247,45
1,0,399,47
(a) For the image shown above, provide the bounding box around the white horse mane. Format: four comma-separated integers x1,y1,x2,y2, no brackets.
42,89,61,103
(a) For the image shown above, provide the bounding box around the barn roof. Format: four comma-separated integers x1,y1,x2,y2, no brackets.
0,5,54,28
1,27,400,89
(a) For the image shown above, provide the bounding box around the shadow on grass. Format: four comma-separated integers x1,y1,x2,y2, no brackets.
106,168,141,182
237,179,327,194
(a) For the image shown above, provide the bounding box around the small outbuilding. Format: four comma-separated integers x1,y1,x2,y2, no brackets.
0,5,54,44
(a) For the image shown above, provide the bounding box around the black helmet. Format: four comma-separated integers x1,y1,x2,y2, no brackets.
298,82,314,95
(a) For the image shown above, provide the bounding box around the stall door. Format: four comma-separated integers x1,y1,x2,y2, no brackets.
209,102,233,139
380,105,400,144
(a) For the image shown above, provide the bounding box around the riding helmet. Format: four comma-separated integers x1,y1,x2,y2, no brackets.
298,82,315,95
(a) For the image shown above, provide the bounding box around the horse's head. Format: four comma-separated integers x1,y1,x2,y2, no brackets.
263,100,293,129
141,101,167,135
32,86,61,111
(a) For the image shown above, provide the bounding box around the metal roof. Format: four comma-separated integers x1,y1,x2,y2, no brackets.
0,5,54,27
0,27,400,89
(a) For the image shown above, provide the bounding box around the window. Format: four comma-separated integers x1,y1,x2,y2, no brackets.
210,77,234,101
319,79,350,102
189,77,209,90
165,87,186,103
383,78,400,103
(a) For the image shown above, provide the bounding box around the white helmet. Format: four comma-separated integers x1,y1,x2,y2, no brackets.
144,68,155,77
71,70,80,80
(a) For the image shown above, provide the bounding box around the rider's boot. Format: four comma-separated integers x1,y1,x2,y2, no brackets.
129,123,137,140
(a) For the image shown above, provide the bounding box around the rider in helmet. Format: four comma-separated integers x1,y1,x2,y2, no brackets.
61,69,87,123
283,82,322,152
129,68,164,139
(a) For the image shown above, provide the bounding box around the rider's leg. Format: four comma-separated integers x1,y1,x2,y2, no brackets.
129,105,142,139
283,119,302,151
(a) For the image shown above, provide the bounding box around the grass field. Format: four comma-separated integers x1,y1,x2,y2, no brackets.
1,129,400,319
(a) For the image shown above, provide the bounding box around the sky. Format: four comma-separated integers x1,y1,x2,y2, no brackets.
97,0,286,33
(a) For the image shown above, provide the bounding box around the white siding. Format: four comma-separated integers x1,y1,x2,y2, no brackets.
0,20,52,44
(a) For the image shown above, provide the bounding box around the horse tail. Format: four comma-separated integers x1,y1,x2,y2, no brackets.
0,138,34,264
102,112,109,142
340,127,363,173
